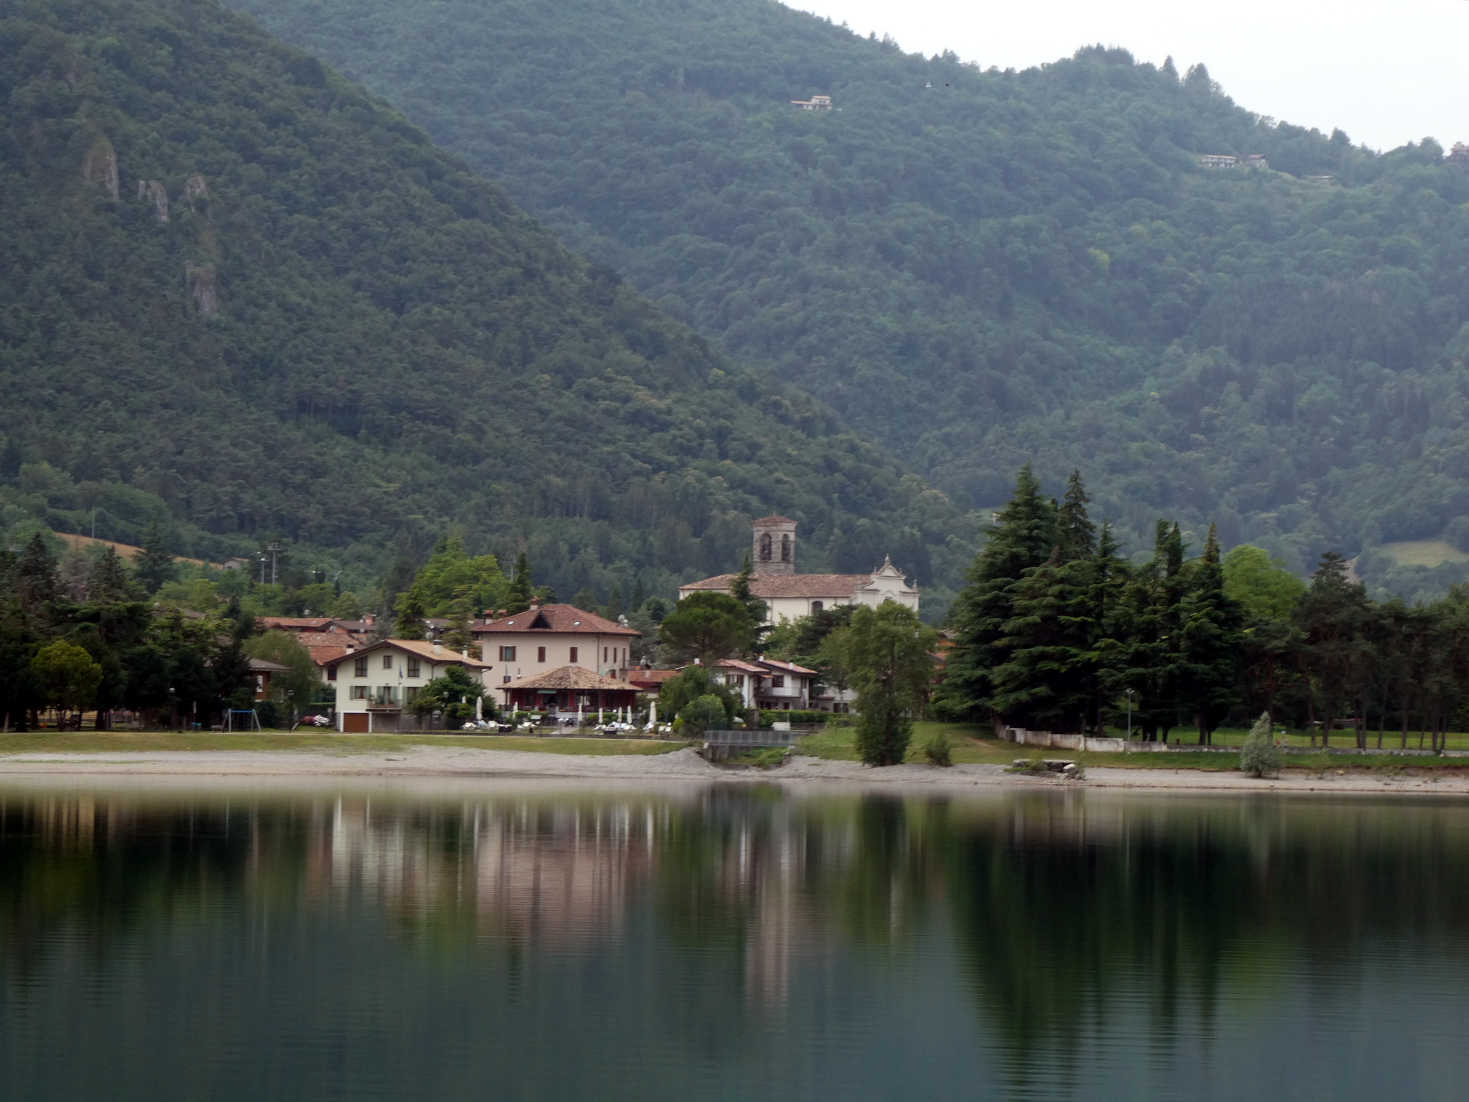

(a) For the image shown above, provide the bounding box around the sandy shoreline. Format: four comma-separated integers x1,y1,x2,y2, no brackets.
2,745,1469,797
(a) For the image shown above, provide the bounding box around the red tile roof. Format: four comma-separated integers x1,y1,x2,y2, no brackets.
626,666,680,688
715,658,766,674
320,638,491,669
472,604,639,637
501,666,635,691
756,657,818,676
258,616,338,632
680,573,872,598
753,514,795,525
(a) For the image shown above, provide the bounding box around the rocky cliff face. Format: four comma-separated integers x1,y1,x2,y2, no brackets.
137,178,168,222
184,261,218,318
82,136,118,200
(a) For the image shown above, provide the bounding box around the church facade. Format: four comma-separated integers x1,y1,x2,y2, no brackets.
678,516,920,624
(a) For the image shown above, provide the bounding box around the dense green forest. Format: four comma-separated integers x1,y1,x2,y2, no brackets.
938,468,1469,747
228,0,1469,597
0,0,979,616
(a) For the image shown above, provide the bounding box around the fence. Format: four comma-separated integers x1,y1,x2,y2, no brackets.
1004,727,1169,753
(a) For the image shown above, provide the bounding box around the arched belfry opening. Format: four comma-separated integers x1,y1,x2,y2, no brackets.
751,516,797,576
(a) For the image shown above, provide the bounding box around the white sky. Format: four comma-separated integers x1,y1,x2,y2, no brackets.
788,1,1469,153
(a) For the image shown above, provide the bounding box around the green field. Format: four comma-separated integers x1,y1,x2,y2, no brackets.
1379,539,1469,568
794,723,1469,772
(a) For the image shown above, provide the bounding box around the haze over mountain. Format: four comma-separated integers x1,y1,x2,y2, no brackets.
0,0,975,611
230,0,1469,598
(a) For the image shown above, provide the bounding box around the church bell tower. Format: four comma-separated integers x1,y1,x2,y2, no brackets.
751,515,796,576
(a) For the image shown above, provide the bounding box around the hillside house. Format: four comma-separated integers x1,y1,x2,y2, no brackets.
791,94,833,111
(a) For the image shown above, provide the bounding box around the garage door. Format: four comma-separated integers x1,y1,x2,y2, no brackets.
341,712,370,733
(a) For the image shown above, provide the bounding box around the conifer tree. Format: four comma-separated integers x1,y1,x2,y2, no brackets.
935,465,1056,724
134,520,175,595
507,552,534,614
1178,524,1242,744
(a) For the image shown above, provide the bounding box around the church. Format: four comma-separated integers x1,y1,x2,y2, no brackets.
677,516,919,624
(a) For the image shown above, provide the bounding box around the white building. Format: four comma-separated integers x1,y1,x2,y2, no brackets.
678,516,919,624
322,639,490,732
471,603,640,689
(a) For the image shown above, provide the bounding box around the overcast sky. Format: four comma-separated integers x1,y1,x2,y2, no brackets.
788,0,1469,153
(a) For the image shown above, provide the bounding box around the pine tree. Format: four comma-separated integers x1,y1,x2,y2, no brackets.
86,546,137,604
934,465,1057,724
1178,524,1242,744
507,552,533,614
134,520,175,595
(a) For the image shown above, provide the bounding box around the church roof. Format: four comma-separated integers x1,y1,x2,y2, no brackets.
752,514,796,525
679,572,876,598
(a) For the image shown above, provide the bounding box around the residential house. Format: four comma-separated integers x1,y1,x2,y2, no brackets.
679,516,919,623
247,657,289,702
471,603,640,689
321,638,490,732
791,94,833,110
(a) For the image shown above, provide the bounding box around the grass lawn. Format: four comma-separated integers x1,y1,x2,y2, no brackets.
0,731,687,756
796,723,1469,773
1379,539,1469,568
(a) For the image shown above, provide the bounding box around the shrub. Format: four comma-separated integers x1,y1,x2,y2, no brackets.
758,709,829,727
675,693,728,738
922,730,953,767
1239,711,1281,778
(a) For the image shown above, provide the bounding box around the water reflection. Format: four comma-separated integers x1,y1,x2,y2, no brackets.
4,785,1469,1100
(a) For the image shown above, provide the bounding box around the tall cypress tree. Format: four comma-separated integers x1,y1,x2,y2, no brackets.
134,520,175,595
507,552,533,614
1178,523,1242,744
935,465,1056,724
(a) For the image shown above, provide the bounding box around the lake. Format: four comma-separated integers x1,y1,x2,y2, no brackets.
2,781,1467,1100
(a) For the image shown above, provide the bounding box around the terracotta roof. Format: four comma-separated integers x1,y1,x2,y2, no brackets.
472,603,639,637
680,572,873,598
753,514,796,525
756,657,818,676
501,665,635,691
320,638,490,669
626,666,680,688
247,657,290,673
715,658,766,674
295,631,358,666
258,616,337,632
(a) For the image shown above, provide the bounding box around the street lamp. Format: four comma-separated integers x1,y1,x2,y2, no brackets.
1125,688,1135,742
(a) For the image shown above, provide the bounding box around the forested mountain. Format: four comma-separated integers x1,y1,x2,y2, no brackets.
229,0,1469,595
0,0,978,613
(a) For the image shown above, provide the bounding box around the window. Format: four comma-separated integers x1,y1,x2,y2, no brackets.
500,646,516,661
354,657,368,678
771,675,785,688
759,532,772,561
811,600,823,614
538,646,546,663
327,666,337,682
603,647,608,662
781,533,791,562
350,685,368,700
405,686,420,704
382,654,393,670
503,674,512,684
569,646,578,663
406,658,420,678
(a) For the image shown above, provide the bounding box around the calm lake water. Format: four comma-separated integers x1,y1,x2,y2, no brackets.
2,781,1468,1100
